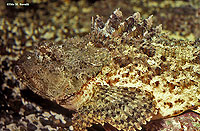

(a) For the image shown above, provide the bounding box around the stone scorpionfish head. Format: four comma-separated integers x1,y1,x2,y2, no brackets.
15,9,200,130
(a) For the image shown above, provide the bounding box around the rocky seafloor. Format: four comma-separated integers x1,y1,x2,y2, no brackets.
0,0,200,130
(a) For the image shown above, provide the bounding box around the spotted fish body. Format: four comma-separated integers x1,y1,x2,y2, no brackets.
15,9,200,130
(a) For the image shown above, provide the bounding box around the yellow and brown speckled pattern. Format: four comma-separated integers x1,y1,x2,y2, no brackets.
14,8,200,130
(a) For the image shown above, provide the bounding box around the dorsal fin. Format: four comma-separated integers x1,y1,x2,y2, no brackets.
91,8,162,40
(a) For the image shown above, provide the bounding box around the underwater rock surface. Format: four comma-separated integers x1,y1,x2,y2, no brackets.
0,0,200,131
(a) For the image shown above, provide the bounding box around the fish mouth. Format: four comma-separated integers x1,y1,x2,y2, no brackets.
14,65,30,88
14,65,23,81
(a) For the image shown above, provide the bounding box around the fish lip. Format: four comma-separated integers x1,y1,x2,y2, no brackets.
14,65,24,81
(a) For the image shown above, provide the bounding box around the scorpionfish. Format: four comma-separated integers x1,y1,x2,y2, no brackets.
14,9,200,130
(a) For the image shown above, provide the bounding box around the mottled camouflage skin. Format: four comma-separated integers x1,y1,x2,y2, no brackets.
15,9,200,130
